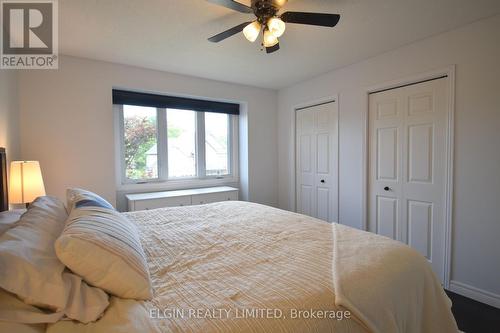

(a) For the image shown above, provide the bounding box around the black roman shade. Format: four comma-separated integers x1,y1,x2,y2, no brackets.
112,89,240,115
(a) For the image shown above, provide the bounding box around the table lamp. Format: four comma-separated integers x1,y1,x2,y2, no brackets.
9,161,46,208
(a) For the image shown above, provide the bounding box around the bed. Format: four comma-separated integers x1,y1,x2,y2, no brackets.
0,149,458,333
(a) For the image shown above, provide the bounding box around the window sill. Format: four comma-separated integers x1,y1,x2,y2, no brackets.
116,177,239,192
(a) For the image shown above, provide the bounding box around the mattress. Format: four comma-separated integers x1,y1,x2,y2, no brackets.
47,201,457,333
48,201,367,332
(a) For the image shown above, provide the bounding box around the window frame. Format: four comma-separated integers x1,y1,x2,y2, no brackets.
114,104,239,191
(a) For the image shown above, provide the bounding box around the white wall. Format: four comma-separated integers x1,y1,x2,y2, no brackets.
18,56,278,209
0,71,20,162
278,15,500,303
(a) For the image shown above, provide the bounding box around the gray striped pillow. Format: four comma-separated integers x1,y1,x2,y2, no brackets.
55,196,152,300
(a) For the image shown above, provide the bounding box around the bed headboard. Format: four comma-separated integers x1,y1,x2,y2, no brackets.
0,148,8,212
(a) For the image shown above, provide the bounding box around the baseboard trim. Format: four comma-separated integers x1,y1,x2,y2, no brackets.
449,280,500,309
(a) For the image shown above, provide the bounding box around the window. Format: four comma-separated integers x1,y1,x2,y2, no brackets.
167,109,196,178
205,112,229,176
122,105,158,180
114,90,238,186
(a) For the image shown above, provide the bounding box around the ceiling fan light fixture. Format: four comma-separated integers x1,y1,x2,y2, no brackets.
243,21,261,42
273,0,288,7
263,29,279,47
207,0,341,54
268,17,286,38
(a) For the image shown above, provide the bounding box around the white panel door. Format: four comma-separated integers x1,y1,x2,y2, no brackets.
368,78,448,282
296,101,338,222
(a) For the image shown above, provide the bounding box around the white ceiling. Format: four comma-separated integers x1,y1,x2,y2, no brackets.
60,0,500,89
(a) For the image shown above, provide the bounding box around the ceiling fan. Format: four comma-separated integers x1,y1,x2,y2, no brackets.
207,0,340,54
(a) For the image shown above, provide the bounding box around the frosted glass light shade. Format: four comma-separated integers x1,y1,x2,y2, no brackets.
268,17,286,37
243,21,261,42
263,29,279,47
9,161,46,204
273,0,288,7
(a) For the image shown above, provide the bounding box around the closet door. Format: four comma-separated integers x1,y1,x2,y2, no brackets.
368,78,448,282
296,101,338,223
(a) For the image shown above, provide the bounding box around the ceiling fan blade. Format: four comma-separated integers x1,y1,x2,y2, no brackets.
281,12,340,27
208,22,252,43
206,0,253,14
266,43,280,54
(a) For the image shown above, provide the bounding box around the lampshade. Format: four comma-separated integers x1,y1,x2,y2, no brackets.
263,29,279,47
9,161,46,204
243,21,261,42
267,17,286,38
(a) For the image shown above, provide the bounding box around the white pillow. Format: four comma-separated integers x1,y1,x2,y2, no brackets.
0,196,109,323
0,288,63,324
0,321,46,333
56,190,152,300
66,188,114,212
0,209,25,235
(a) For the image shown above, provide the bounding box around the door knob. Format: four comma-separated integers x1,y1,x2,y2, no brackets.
384,186,391,191
320,179,325,183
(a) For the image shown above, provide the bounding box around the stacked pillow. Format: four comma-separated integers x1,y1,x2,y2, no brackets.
0,209,25,235
0,196,109,324
56,188,153,300
0,188,153,326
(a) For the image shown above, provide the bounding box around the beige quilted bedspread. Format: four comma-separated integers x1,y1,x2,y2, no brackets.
47,201,456,333
48,201,367,332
